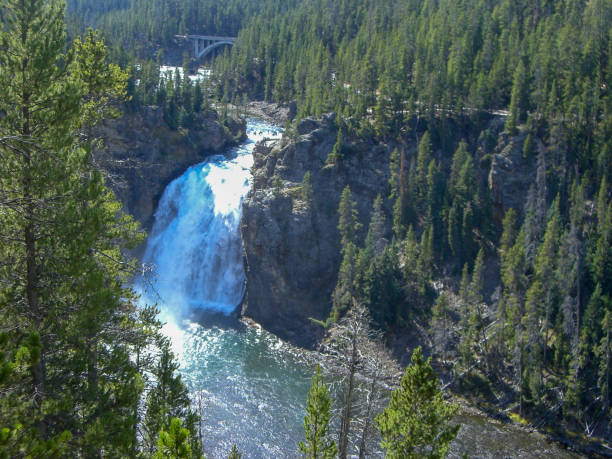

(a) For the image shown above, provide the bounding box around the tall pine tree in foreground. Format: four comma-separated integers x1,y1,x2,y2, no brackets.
376,347,459,459
0,1,196,456
299,365,337,459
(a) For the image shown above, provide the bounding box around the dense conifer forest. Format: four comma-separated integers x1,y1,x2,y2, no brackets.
1,0,611,456
223,0,611,439
0,1,202,456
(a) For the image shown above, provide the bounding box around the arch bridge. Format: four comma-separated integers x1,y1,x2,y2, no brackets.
176,35,236,59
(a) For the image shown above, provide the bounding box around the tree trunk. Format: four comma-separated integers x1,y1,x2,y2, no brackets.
358,372,378,459
338,331,357,459
22,55,46,435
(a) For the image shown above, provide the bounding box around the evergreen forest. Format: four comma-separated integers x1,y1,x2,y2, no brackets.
1,0,611,456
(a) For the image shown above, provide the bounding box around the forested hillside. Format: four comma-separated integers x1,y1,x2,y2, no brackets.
3,0,612,451
66,0,298,52
219,0,611,439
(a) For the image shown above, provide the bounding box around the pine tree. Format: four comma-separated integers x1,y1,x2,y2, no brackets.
598,307,611,409
330,242,358,322
365,195,386,255
430,293,452,361
327,126,343,164
299,366,337,459
376,347,459,459
374,72,393,138
364,246,402,328
392,196,404,241
338,186,361,250
388,148,401,201
506,58,529,134
143,338,200,456
468,248,485,306
404,226,420,288
228,444,242,459
154,418,196,459
416,131,432,204
301,171,314,205
0,1,147,455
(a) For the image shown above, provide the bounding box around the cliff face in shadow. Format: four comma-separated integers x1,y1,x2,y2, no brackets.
97,106,245,231
240,114,538,348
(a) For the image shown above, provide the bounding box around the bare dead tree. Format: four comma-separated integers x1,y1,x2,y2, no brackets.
319,301,399,459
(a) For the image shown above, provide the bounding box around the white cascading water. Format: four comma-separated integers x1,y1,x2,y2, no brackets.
138,121,281,318
133,121,317,459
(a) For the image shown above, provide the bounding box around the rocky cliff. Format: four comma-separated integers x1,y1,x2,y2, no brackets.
240,114,392,347
97,106,245,231
240,113,540,348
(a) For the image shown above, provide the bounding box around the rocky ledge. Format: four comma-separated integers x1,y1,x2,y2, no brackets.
97,105,245,231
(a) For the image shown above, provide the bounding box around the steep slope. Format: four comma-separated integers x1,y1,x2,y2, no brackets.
240,114,390,346
240,114,535,347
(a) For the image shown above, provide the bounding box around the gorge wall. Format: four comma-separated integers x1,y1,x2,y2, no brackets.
96,106,245,231
240,114,540,348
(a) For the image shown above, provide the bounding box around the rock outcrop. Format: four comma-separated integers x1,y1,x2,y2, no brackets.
240,113,541,347
488,128,546,221
97,106,245,230
240,114,392,347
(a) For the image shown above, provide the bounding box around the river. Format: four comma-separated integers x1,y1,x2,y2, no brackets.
136,120,582,458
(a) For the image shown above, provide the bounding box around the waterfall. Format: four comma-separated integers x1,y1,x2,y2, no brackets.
137,121,282,318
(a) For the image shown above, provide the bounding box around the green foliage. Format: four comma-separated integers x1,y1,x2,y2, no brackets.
506,59,528,134
301,171,314,205
430,293,452,360
338,186,361,249
143,338,200,456
522,133,534,159
362,246,403,328
198,0,608,149
327,127,343,164
388,148,401,201
0,1,201,456
330,242,358,321
376,347,459,458
416,132,433,203
30,0,612,440
365,195,386,254
154,418,194,459
228,444,242,459
299,366,337,459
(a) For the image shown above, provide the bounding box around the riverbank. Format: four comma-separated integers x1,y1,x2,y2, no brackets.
240,312,594,458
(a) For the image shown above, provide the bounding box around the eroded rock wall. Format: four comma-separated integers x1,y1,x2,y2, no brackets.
240,114,391,347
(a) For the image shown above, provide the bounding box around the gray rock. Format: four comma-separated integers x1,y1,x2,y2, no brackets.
240,115,540,347
96,106,245,231
241,116,391,347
